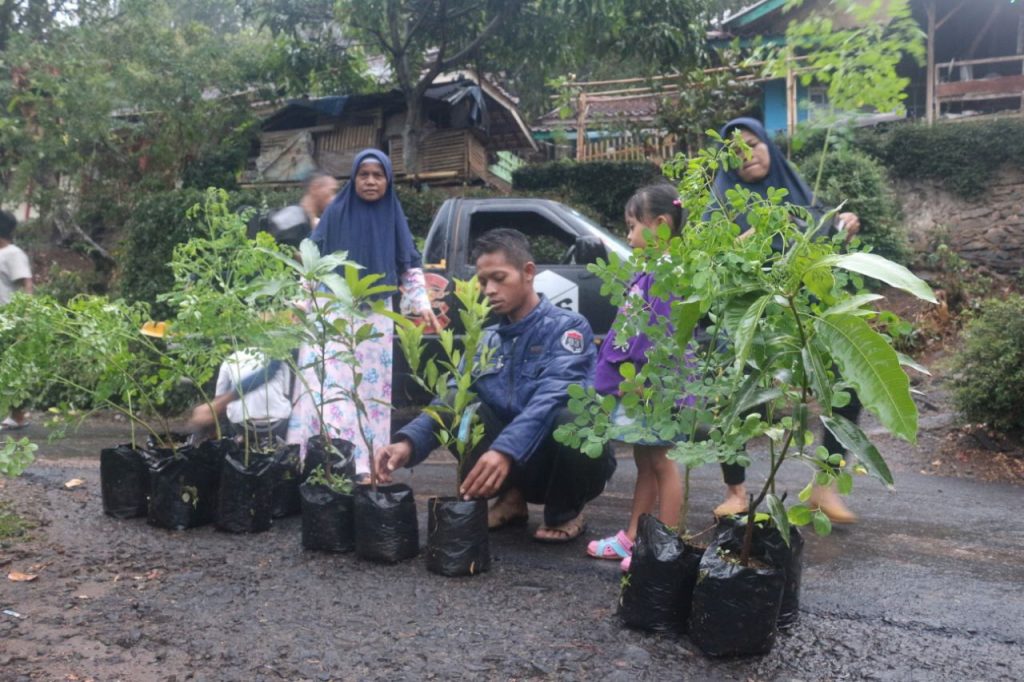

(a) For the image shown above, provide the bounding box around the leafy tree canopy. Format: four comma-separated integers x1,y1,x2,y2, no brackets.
339,0,712,170
0,0,370,259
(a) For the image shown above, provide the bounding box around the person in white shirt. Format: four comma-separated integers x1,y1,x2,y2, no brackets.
188,350,293,443
0,210,33,431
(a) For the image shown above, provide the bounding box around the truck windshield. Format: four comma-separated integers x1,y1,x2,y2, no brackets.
562,207,632,260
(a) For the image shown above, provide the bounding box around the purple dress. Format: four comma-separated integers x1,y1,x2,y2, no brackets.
594,272,694,445
595,272,673,396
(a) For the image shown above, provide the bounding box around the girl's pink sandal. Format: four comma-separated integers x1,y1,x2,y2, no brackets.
586,530,633,560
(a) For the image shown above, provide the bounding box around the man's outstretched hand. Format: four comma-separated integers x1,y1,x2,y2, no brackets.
459,450,511,500
373,440,413,483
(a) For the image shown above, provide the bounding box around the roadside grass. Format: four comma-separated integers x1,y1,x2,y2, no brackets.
0,500,33,541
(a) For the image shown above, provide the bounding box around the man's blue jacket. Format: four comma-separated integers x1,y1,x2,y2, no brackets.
398,295,595,467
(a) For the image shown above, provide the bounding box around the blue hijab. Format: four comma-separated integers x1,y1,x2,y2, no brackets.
311,149,422,287
711,117,817,233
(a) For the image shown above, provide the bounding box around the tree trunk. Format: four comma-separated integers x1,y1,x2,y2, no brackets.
36,171,115,263
402,92,423,177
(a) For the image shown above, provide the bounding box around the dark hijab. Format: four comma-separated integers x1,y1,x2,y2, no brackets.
311,148,422,287
711,117,817,233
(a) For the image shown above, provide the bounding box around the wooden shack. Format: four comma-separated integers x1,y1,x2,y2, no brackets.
244,73,536,188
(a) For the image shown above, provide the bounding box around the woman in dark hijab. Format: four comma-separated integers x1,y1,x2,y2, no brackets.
710,118,860,524
711,117,859,240
288,149,438,478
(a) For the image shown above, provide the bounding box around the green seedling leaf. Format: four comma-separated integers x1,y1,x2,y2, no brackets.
821,413,895,488
812,510,833,536
787,504,813,526
766,493,791,546
815,314,917,442
802,343,833,415
822,293,885,317
824,253,937,303
732,294,772,372
896,352,931,376
798,481,813,502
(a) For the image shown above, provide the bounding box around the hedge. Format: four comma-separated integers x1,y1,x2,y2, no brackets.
791,118,1024,200
513,160,664,232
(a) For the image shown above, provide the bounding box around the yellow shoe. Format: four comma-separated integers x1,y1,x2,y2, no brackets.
809,484,857,524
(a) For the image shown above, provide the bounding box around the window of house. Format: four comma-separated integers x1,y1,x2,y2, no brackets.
808,86,830,118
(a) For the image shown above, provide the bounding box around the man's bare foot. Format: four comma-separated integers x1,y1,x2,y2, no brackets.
487,488,528,530
713,483,749,518
533,514,586,543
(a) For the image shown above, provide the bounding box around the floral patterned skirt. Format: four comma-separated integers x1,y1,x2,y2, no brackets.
286,305,394,476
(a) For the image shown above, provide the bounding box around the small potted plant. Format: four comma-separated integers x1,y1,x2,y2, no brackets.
395,277,494,576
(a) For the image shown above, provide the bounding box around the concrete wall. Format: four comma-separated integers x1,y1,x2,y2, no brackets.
898,166,1024,274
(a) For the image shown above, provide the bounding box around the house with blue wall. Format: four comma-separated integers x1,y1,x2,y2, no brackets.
717,0,1024,136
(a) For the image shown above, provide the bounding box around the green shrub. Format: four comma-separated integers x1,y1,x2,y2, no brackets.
395,186,449,239
118,187,296,316
513,160,663,232
951,295,1024,432
798,146,909,262
791,118,1024,200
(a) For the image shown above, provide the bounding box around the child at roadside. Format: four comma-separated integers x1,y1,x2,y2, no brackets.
587,183,689,571
0,210,33,431
188,349,293,445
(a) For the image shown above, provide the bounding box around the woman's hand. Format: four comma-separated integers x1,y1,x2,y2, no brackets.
418,305,442,334
837,212,860,242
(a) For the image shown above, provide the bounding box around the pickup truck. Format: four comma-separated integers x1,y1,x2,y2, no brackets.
393,197,631,407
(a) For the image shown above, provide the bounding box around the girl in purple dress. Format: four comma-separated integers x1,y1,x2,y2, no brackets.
587,183,688,571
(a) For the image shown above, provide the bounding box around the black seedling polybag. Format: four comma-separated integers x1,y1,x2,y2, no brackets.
300,481,356,553
354,483,419,563
268,443,302,518
688,524,786,657
216,453,274,534
715,516,804,628
147,443,222,530
303,436,356,482
618,514,701,632
100,444,151,519
425,497,490,577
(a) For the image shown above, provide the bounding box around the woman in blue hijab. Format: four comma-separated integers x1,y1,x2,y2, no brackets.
710,118,860,524
288,149,438,478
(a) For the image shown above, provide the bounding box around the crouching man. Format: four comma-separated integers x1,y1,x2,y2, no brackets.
373,228,615,542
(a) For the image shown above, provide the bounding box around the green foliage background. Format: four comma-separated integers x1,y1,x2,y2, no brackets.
512,160,664,232
792,119,1024,200
797,146,908,263
951,295,1024,433
118,188,297,316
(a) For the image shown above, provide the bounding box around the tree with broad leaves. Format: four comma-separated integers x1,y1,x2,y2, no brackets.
340,0,711,174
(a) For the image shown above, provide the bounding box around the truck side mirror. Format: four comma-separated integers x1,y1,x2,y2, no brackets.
573,235,607,265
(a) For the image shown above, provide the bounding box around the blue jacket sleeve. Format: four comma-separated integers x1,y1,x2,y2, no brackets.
490,316,595,463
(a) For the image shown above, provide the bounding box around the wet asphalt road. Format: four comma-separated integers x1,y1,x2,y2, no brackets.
2,413,1023,681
